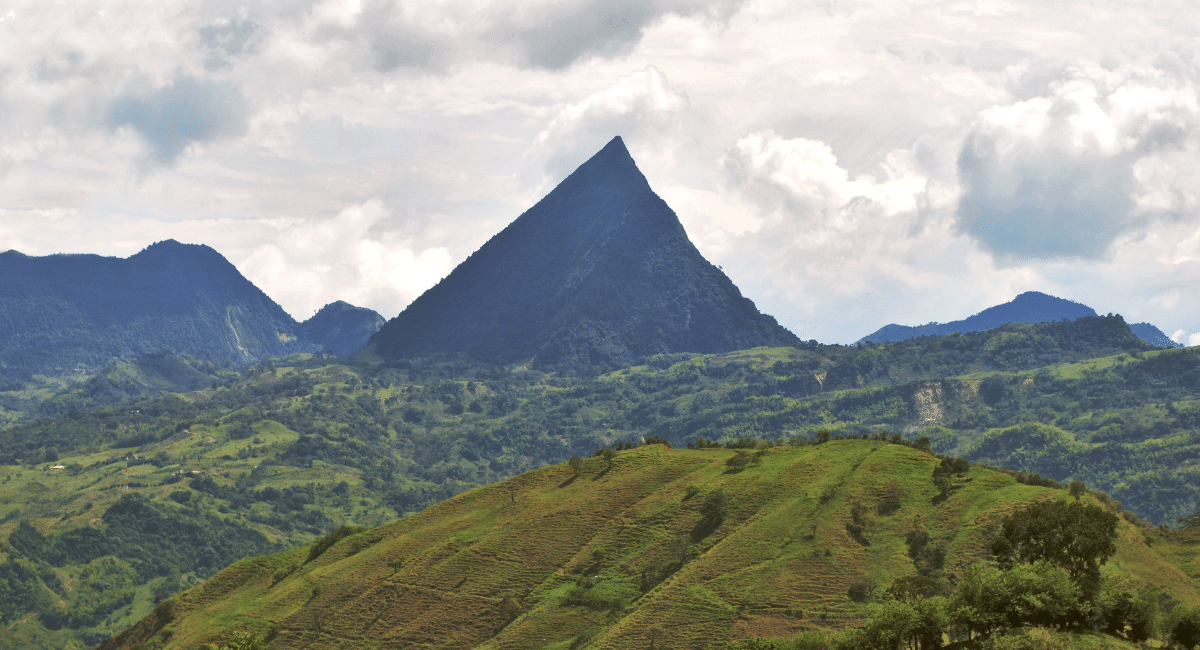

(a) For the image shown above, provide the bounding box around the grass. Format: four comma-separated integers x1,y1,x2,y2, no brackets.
98,441,1200,650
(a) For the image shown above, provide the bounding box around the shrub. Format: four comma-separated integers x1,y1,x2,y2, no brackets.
305,525,366,564
847,578,875,602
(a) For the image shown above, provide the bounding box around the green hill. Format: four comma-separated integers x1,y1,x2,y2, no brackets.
97,442,1200,650
0,317,1197,647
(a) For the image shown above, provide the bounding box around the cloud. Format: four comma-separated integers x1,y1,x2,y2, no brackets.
497,0,745,69
325,0,746,73
107,76,249,165
371,27,451,72
714,129,1010,341
722,129,927,231
955,64,1200,262
238,199,455,320
530,66,690,180
199,17,264,70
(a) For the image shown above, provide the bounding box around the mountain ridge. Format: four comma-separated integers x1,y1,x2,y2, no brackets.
0,241,384,393
860,290,1181,348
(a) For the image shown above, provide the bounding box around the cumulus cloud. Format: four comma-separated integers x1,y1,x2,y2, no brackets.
714,129,1002,339
530,66,690,180
722,129,927,232
107,76,249,165
956,64,1200,261
238,199,455,320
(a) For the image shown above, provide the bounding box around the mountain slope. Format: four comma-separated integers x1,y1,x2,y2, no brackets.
0,240,315,382
98,442,1200,650
1129,322,1183,348
299,301,385,356
860,291,1097,343
860,291,1183,349
368,136,799,371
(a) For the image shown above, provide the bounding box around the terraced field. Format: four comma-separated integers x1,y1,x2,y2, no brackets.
100,441,1200,650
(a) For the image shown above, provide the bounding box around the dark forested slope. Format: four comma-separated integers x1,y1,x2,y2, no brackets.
368,136,799,371
0,241,315,382
299,301,385,356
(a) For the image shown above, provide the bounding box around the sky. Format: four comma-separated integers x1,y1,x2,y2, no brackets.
3,0,1200,345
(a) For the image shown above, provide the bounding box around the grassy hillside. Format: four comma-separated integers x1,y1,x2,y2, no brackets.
1,319,1196,647
98,441,1200,650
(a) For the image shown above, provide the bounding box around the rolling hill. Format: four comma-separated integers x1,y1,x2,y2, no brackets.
97,442,1200,650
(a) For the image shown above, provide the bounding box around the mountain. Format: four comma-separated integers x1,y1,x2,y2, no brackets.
299,301,385,356
367,136,799,371
1129,322,1183,348
860,291,1179,348
0,318,1188,646
0,240,316,383
98,442,1199,650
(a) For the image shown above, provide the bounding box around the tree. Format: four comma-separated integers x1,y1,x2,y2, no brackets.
885,575,941,603
862,598,946,650
1172,605,1200,650
1178,513,1200,529
1069,480,1087,500
568,456,583,475
201,631,266,650
948,562,1079,638
601,448,616,467
990,499,1118,597
1095,580,1159,642
726,450,751,470
878,478,903,515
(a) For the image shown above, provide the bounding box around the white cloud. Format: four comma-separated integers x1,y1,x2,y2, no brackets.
956,62,1200,261
5,0,1200,345
238,199,454,320
529,65,690,181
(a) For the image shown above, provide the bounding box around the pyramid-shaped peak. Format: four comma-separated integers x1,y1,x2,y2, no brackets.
548,135,648,196
369,138,798,371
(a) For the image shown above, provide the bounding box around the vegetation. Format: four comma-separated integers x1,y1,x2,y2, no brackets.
95,442,1200,650
0,314,1196,646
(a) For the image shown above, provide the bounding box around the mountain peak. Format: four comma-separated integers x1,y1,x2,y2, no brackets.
300,301,386,356
370,138,798,370
857,291,1182,348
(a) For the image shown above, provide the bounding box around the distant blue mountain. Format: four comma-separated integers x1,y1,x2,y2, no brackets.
300,301,385,357
859,291,1181,348
1128,322,1182,348
0,240,386,389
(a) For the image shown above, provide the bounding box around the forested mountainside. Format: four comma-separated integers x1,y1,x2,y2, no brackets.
369,136,798,372
0,243,383,415
299,302,386,357
1,314,1196,647
0,241,312,382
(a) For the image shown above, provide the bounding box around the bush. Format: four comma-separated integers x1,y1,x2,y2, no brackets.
169,490,192,504
847,579,875,602
305,525,366,564
1171,605,1200,650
